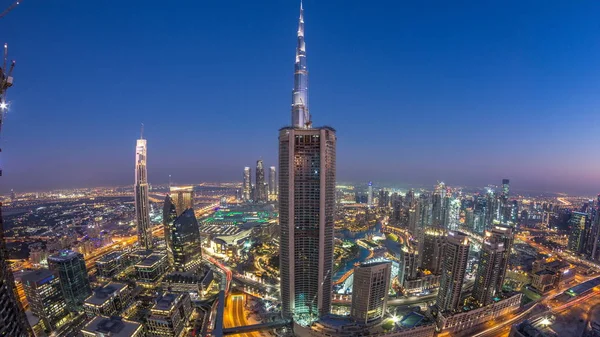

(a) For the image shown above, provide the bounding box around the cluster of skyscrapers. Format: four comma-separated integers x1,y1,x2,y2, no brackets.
242,160,277,203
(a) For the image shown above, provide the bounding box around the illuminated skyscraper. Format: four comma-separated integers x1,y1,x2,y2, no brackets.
568,212,587,253
280,1,336,324
350,261,391,325
367,182,373,207
163,195,178,266
48,250,92,312
256,160,267,203
22,269,68,333
170,186,194,217
134,129,152,249
243,167,251,201
168,209,202,272
436,231,470,313
472,226,513,306
269,166,277,199
418,229,444,274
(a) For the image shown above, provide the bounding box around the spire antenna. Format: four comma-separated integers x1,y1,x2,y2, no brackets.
140,123,144,139
291,0,310,128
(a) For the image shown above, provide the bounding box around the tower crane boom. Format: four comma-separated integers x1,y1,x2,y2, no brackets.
0,0,21,19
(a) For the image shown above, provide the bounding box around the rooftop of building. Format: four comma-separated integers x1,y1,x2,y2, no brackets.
163,269,213,286
535,270,556,276
135,253,166,268
97,250,127,263
21,268,55,286
84,282,128,306
152,293,182,312
397,311,429,329
565,276,600,297
279,125,336,132
48,249,81,262
359,259,391,268
82,316,142,337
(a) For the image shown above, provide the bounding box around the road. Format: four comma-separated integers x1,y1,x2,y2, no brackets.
223,294,260,337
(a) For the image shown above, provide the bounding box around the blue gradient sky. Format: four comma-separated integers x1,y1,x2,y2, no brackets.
2,0,600,194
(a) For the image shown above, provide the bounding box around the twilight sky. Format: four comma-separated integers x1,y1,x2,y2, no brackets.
1,0,600,194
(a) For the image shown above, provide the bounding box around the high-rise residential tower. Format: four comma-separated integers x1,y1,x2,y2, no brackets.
472,225,514,306
170,186,194,217
280,1,336,324
256,160,266,203
134,128,152,249
436,231,470,313
243,167,251,201
269,166,277,199
350,261,391,325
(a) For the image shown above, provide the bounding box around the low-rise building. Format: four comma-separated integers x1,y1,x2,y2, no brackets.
83,282,132,318
96,251,129,279
509,317,558,337
81,316,144,337
436,293,522,336
146,292,193,337
135,252,168,286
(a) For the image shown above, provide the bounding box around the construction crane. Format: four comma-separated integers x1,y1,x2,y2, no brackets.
0,0,21,19
0,43,16,176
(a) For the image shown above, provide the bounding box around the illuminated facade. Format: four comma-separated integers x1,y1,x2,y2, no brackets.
163,195,178,266
568,212,586,253
22,269,69,333
473,225,514,306
134,133,152,249
146,292,193,337
279,2,336,324
135,253,168,286
436,231,470,313
169,208,202,272
48,250,91,312
418,229,445,274
269,166,277,200
0,208,31,336
170,186,194,217
83,282,132,318
243,167,251,201
350,261,391,325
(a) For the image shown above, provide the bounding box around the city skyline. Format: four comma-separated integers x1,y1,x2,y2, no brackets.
1,1,599,194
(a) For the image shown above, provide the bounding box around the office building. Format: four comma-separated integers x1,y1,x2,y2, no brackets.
146,292,193,337
279,2,336,324
568,212,586,253
22,269,69,333
269,166,277,200
170,186,194,216
135,252,168,286
255,160,267,203
134,129,152,250
436,231,470,313
81,316,143,337
473,226,514,306
350,261,391,325
96,250,129,280
48,250,92,312
243,167,251,201
163,195,178,266
169,208,202,272
83,282,132,318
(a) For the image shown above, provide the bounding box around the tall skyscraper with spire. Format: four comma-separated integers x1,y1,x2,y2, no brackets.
280,1,336,325
135,126,152,250
292,0,310,129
